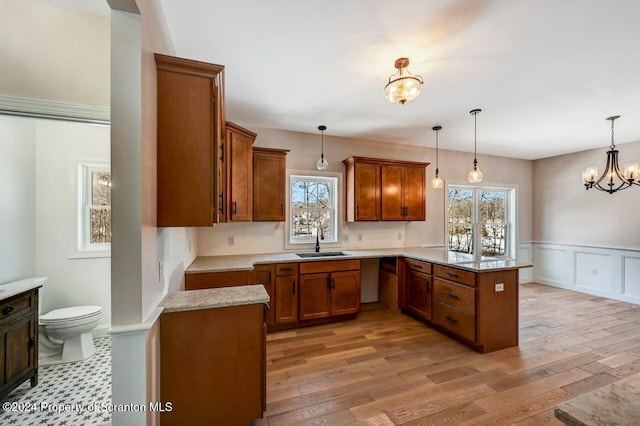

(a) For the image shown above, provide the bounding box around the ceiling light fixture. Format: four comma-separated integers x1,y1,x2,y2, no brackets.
467,109,483,183
384,57,423,105
583,115,638,194
431,125,444,189
316,125,328,170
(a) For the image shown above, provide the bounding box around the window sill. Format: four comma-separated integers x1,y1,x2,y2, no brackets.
69,251,111,260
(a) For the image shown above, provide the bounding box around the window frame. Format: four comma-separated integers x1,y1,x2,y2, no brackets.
75,162,111,257
285,170,342,250
445,182,517,260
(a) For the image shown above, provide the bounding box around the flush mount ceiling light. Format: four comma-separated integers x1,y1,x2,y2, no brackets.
467,109,484,183
384,57,423,105
316,125,328,170
431,125,444,189
583,115,639,194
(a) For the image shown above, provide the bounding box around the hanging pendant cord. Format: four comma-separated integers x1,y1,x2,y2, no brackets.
473,112,478,168
436,130,439,170
321,129,324,158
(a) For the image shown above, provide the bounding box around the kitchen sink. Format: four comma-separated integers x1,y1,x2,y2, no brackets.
296,251,347,258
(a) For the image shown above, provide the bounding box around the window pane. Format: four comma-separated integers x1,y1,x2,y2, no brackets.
447,189,473,223
448,224,473,253
482,224,506,256
90,208,111,243
91,171,111,206
479,190,506,223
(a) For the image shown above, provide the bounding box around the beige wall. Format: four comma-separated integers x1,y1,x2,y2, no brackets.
533,140,640,249
198,126,533,255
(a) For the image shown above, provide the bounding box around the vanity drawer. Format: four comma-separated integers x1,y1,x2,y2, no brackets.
275,263,299,276
433,301,475,342
433,278,475,314
405,258,432,274
434,265,475,287
0,291,35,321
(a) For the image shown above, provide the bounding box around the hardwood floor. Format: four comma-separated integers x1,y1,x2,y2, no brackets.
257,283,640,425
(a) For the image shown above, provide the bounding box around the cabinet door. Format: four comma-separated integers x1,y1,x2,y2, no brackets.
331,270,361,316
406,269,432,321
252,265,276,327
299,273,331,321
3,314,36,386
354,162,380,221
275,275,298,324
227,127,254,221
403,165,426,221
253,149,287,221
381,164,404,220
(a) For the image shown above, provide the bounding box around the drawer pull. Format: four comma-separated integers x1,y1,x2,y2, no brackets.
233,201,238,215
445,315,459,324
292,282,296,294
446,271,459,278
29,337,36,349
2,306,15,316
280,268,293,272
445,291,459,299
264,302,271,311
332,278,336,290
426,282,431,293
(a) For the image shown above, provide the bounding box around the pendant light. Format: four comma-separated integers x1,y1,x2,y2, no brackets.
467,108,483,183
582,115,639,194
316,125,328,170
431,125,444,189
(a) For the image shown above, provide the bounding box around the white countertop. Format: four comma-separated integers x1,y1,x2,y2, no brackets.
186,247,532,274
0,277,46,301
160,284,270,313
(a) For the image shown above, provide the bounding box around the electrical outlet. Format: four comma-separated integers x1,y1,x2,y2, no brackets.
358,233,363,242
158,261,164,281
398,232,403,241
495,283,504,292
591,268,598,276
343,234,349,242
228,236,235,246
188,241,193,253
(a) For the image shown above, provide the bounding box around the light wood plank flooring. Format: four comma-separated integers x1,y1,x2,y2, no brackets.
258,283,640,425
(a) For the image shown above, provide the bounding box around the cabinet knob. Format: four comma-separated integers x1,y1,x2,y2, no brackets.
2,306,15,315
445,315,459,324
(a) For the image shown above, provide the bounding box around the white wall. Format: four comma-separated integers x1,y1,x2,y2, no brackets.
34,119,111,329
0,116,35,284
198,126,534,258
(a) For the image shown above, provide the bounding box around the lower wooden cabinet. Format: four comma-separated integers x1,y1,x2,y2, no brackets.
0,289,39,402
406,268,432,321
275,264,299,325
252,264,276,326
184,270,251,290
299,261,361,321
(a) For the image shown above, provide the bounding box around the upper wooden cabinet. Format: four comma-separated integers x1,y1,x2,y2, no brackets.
253,147,289,221
343,157,429,222
155,53,225,227
222,121,256,222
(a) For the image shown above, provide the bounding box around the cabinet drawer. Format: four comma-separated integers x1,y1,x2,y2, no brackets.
434,265,475,287
433,278,475,314
0,291,35,321
299,259,360,275
276,263,299,276
405,258,432,274
433,301,475,342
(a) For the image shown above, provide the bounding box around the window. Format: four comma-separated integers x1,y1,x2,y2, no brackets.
447,185,514,257
289,175,338,244
78,163,111,252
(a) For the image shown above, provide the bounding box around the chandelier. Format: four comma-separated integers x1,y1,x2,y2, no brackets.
582,115,639,194
384,58,423,105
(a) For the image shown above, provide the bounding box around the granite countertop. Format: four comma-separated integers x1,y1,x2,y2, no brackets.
0,277,46,301
160,284,270,313
186,247,532,274
554,373,640,425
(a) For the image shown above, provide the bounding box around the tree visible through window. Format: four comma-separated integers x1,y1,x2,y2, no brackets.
290,175,337,243
79,164,111,252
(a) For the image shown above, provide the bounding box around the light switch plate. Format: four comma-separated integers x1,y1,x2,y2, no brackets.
495,283,504,292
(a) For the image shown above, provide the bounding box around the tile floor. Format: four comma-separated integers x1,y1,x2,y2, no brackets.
1,337,112,425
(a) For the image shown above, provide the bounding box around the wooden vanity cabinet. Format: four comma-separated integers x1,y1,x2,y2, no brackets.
404,259,433,321
155,53,225,227
274,263,299,325
253,147,289,221
184,270,251,290
0,289,39,402
222,121,256,222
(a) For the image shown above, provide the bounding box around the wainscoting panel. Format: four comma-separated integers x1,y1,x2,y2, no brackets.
518,242,533,283
533,243,640,305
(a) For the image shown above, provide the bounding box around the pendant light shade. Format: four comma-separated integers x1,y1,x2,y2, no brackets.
384,58,424,105
316,125,328,170
467,109,484,183
430,125,444,189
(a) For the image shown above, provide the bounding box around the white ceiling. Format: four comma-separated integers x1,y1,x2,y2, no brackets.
156,0,640,160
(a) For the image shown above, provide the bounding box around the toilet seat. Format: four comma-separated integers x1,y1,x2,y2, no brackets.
40,305,102,324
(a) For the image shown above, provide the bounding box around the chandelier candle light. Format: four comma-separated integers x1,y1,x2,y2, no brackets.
384,58,423,105
583,115,639,194
316,125,328,170
431,125,444,189
467,108,484,183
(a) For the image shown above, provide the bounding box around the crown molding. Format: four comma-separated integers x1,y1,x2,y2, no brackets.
0,95,110,125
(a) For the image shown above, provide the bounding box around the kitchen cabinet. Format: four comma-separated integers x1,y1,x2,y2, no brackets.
404,258,432,321
222,121,256,222
0,289,38,401
252,264,276,327
184,270,251,290
253,147,289,221
155,53,225,227
160,301,265,425
274,263,299,325
299,260,361,321
343,157,429,222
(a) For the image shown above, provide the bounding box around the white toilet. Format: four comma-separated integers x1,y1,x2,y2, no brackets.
37,278,103,364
